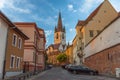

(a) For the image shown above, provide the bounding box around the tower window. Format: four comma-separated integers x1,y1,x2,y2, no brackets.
56,33,58,39
62,34,64,39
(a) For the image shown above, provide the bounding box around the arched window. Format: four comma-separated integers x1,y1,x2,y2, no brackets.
56,33,58,39
62,33,64,39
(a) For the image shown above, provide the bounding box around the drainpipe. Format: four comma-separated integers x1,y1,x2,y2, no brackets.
2,27,15,79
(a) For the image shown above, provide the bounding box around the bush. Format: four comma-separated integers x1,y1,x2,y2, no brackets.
57,53,67,63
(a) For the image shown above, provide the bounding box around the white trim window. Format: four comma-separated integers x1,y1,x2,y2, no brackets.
10,55,15,68
12,34,17,47
18,37,22,49
16,57,20,68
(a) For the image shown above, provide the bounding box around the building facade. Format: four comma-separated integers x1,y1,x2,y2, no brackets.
37,28,46,70
47,12,67,65
65,44,73,64
72,35,80,65
0,11,28,78
84,14,120,76
15,23,46,72
75,0,118,64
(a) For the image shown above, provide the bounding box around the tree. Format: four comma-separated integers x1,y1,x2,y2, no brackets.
57,53,67,63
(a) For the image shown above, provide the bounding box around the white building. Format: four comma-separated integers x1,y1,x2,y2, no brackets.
0,11,9,78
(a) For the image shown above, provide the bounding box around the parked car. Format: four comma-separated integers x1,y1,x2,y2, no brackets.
65,64,74,69
45,64,53,70
61,64,74,69
61,64,67,69
67,65,98,75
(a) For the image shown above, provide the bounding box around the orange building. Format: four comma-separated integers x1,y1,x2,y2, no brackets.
14,22,46,72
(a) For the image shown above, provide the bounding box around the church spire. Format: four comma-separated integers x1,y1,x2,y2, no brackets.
57,12,63,31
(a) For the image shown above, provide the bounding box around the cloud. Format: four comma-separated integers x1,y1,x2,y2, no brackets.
41,0,58,12
32,14,56,26
109,0,120,12
0,0,5,8
0,0,35,14
69,28,75,32
45,30,54,47
45,30,53,37
79,0,103,13
67,4,77,13
68,4,73,11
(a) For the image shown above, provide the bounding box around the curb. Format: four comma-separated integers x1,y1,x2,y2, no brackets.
99,74,120,80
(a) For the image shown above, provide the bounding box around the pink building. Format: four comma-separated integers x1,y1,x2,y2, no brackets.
14,22,46,72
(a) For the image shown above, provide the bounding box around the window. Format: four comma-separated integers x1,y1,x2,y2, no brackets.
97,30,100,34
56,33,58,39
10,55,15,68
12,34,17,46
16,57,20,68
89,30,94,37
62,34,64,39
98,20,101,23
18,38,22,49
104,10,106,13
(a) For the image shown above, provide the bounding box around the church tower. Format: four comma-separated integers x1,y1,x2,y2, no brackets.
54,12,66,45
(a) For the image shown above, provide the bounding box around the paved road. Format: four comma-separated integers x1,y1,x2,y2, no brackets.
27,67,118,80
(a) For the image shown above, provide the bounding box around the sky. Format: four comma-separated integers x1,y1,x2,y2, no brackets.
0,0,120,47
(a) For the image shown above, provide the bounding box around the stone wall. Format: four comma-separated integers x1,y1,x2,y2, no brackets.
85,44,120,75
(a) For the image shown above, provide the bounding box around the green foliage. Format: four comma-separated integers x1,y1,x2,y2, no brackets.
57,53,67,63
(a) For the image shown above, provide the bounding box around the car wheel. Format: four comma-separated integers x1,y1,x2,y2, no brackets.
73,70,77,74
90,72,94,75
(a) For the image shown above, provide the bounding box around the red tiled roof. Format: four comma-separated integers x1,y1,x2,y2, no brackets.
48,43,60,49
76,20,86,26
86,2,103,23
76,2,103,28
53,43,60,49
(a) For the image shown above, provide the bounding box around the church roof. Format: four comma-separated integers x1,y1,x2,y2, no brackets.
55,12,65,32
48,43,60,50
53,43,60,49
57,12,63,31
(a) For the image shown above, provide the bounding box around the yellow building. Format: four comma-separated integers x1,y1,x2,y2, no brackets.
65,44,73,64
75,0,118,64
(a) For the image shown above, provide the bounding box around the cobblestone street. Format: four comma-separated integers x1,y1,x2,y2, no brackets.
27,67,118,80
